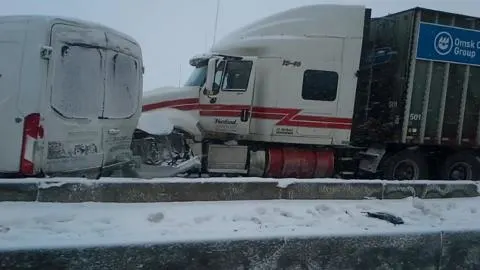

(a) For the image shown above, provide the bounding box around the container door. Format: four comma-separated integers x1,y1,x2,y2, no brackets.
43,24,107,174
199,56,257,135
101,47,142,169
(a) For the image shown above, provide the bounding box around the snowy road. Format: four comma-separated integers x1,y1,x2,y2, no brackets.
1,197,480,251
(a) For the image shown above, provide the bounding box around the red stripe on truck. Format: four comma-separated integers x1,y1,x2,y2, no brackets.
143,99,352,130
200,110,243,117
142,98,199,112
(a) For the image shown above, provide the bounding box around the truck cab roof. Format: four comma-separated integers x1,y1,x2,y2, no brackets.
211,4,367,58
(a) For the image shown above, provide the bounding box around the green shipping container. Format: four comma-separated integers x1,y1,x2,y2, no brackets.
352,7,480,147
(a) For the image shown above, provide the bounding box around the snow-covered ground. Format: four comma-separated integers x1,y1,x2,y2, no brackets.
1,197,479,251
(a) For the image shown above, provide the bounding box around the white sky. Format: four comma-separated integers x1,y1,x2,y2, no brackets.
2,0,479,91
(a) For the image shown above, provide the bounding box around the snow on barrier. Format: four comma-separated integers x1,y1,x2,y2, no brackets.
0,178,478,202
0,230,479,269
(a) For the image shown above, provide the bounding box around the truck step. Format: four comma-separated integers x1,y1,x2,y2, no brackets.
338,171,356,179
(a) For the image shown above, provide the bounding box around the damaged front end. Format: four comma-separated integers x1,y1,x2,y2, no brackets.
132,128,194,166
129,109,202,178
130,128,201,178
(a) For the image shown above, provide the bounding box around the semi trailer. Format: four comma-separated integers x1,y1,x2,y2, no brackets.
134,4,480,180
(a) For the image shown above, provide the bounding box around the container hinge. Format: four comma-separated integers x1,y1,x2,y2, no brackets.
40,45,53,60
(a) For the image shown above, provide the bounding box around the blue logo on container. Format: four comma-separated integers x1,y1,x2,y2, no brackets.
416,22,480,66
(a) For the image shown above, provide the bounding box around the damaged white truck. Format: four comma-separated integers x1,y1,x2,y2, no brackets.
0,15,143,178
4,5,480,181
134,5,480,181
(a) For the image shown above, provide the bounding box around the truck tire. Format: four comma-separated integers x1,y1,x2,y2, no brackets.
381,149,429,180
441,151,480,180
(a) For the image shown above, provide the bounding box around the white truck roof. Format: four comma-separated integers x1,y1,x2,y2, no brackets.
211,4,367,57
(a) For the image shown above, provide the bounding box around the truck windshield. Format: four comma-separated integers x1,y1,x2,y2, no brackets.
184,65,207,87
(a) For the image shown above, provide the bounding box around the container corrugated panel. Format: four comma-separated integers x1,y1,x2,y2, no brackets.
355,7,480,147
351,9,416,146
410,9,480,146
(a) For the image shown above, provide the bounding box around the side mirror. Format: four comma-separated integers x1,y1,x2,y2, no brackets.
204,58,217,96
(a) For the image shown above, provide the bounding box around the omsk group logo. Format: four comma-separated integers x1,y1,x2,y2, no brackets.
434,31,453,56
417,22,480,65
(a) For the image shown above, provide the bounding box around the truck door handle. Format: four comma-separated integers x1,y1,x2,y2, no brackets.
240,109,250,122
108,128,120,135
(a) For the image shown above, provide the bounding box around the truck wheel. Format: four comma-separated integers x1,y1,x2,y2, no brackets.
441,151,480,180
381,149,429,180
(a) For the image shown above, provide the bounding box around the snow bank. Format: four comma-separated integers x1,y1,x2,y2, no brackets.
1,197,480,250
137,110,174,135
150,108,201,138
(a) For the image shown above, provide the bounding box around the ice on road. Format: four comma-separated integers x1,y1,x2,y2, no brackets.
1,197,480,250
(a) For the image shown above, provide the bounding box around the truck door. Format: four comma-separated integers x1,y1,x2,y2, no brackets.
278,37,346,142
0,32,24,173
199,57,257,135
42,24,107,174
101,43,142,170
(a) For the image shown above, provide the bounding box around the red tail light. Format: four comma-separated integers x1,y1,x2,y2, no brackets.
20,113,43,176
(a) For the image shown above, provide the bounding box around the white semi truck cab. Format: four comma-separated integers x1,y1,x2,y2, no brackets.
137,5,365,177
191,4,366,147
139,4,480,181
0,15,143,178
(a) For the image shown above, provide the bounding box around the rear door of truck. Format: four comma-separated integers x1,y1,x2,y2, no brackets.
0,22,25,173
43,23,107,174
101,32,142,170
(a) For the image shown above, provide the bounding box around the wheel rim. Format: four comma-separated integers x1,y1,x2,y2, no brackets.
448,162,472,180
392,159,420,180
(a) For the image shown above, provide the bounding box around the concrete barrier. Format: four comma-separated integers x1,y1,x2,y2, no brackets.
1,230,479,269
0,178,478,202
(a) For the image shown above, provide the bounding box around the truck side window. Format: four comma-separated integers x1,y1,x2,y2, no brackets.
213,61,226,93
221,60,252,91
301,70,338,101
